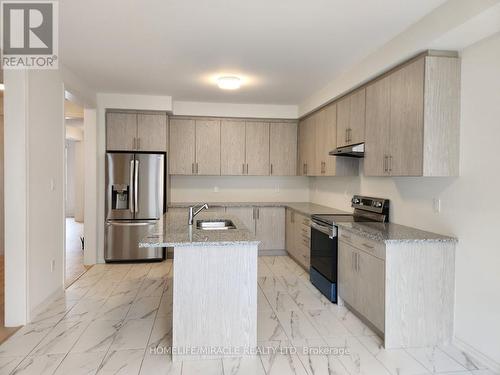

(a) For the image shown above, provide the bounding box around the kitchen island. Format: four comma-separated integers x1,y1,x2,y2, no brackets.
139,209,259,361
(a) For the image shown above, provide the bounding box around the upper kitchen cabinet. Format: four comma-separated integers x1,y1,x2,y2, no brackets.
298,115,316,176
169,118,196,174
336,88,366,147
269,122,297,176
106,111,167,152
170,118,221,175
245,121,270,175
137,113,168,151
298,104,358,177
221,120,246,175
315,103,359,176
364,54,460,177
106,112,138,151
195,119,221,175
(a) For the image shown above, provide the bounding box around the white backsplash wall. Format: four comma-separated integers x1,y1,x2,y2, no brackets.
170,176,309,203
311,33,500,369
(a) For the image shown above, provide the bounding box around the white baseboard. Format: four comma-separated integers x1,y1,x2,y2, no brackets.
453,336,500,374
29,287,64,323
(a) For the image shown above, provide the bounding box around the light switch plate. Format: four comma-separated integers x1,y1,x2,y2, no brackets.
433,198,441,213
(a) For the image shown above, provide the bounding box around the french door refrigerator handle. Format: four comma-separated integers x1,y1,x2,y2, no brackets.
134,159,139,213
129,160,135,213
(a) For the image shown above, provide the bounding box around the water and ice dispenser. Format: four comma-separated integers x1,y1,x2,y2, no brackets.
111,184,130,210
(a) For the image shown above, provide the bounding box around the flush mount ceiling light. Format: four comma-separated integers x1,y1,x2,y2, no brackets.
0,83,4,91
217,76,241,90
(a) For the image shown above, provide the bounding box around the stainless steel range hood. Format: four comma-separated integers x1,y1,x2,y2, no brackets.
329,143,364,158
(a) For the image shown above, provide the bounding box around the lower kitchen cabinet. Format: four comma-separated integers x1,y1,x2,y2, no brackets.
337,228,455,348
255,207,285,251
285,208,311,269
338,239,384,332
226,207,256,235
226,206,284,251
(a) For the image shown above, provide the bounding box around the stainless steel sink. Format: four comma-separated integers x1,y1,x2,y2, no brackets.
196,219,236,230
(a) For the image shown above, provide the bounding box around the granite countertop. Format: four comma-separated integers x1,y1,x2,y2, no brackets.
167,202,456,243
337,221,457,243
169,201,351,217
139,210,259,248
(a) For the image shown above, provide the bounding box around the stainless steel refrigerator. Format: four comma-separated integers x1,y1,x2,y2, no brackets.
105,152,165,262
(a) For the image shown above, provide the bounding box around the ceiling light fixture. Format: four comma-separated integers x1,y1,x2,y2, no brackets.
217,76,241,90
0,83,4,91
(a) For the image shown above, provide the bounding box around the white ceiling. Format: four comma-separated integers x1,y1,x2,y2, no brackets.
60,0,447,105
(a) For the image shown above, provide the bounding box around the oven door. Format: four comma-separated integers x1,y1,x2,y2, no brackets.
310,222,338,283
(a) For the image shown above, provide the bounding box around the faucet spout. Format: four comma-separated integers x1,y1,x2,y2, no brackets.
188,203,209,225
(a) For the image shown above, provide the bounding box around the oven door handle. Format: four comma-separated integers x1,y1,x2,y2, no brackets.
311,222,337,239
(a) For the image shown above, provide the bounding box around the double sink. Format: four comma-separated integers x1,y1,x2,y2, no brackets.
196,219,236,231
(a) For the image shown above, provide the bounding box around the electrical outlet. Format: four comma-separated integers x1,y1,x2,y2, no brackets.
50,178,55,191
213,186,219,193
50,259,55,272
433,198,441,213
274,184,280,193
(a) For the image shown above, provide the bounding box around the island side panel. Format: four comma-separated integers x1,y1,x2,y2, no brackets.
172,243,258,361
384,241,455,348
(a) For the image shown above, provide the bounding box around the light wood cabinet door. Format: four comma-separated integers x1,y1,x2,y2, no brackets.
338,240,357,308
365,76,391,176
137,113,167,151
298,118,308,176
226,207,255,235
298,116,316,176
294,212,311,268
221,120,246,175
336,96,350,147
169,118,196,175
357,250,385,332
270,122,297,176
315,104,337,175
245,122,270,176
255,207,285,250
106,112,137,151
349,88,366,145
285,209,298,259
389,59,424,176
195,120,220,175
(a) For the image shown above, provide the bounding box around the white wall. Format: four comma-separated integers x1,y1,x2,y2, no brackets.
74,141,85,222
173,101,298,119
310,33,500,369
299,0,500,116
171,176,309,203
65,140,76,217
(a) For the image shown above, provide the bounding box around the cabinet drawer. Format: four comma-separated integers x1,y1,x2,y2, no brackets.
339,230,385,260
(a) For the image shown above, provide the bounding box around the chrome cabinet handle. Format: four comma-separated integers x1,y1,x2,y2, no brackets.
196,162,199,174
388,155,393,173
246,164,249,175
137,137,140,150
256,208,260,220
270,163,273,175
383,155,388,173
362,243,375,250
192,163,195,174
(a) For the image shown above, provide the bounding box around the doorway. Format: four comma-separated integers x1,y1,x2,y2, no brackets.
64,99,89,287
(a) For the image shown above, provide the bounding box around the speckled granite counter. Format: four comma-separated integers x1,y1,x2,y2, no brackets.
139,210,259,248
337,221,457,243
169,201,351,217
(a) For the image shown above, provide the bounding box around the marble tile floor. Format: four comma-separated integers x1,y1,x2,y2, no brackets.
0,255,495,375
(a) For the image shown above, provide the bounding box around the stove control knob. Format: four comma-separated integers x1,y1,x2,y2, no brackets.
374,201,382,208
352,198,360,204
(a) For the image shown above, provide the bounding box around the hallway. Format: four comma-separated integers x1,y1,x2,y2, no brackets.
65,218,88,287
